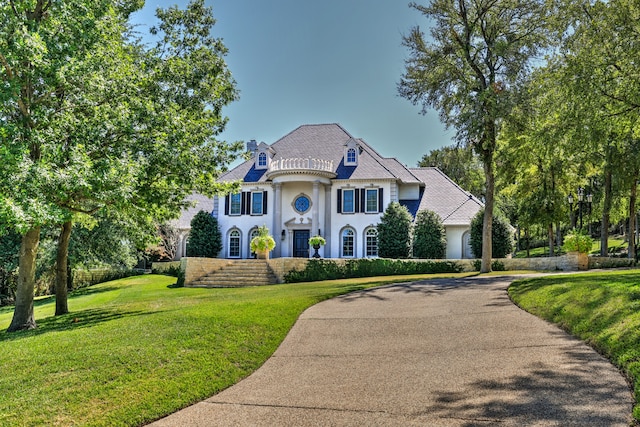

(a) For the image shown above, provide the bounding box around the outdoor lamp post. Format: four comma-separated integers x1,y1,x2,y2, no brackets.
567,187,593,229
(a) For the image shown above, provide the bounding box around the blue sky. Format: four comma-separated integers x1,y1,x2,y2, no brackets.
131,0,454,167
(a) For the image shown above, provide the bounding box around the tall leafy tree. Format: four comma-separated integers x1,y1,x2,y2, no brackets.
559,0,640,258
412,209,446,259
498,66,585,256
399,0,553,272
1,0,240,331
377,202,413,259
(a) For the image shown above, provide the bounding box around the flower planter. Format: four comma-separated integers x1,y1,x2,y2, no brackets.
312,244,321,258
256,249,270,260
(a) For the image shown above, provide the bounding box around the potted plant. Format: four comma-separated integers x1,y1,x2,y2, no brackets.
250,225,276,259
308,235,326,258
563,230,592,270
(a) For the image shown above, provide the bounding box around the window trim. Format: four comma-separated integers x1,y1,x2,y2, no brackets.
365,227,378,258
257,152,267,168
342,188,355,214
346,147,357,165
228,229,241,258
251,191,264,215
341,227,356,258
229,193,242,216
365,188,379,214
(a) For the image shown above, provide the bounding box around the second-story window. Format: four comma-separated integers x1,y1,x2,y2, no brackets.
342,189,355,213
229,193,241,216
365,189,379,213
251,191,263,215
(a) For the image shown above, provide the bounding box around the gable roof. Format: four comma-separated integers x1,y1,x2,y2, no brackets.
171,193,214,230
408,167,484,226
220,124,421,184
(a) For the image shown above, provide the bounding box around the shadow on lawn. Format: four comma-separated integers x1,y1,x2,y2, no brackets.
0,307,157,342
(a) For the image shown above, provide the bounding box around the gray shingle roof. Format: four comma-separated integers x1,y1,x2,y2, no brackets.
220,124,420,183
171,193,214,230
408,167,484,226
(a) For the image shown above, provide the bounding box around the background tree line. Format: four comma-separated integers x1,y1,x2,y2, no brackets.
400,0,640,264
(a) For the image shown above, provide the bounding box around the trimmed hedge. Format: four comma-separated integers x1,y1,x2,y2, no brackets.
284,258,463,283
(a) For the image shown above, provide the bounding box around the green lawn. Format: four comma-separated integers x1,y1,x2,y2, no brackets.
0,272,470,426
509,270,640,422
514,237,627,258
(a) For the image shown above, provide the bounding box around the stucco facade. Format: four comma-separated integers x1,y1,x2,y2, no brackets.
177,124,483,260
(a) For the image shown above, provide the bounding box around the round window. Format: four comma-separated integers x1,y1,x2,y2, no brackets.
294,195,310,213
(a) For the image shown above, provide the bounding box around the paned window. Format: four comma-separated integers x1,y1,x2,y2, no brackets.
342,189,355,214
365,228,378,257
342,228,355,257
229,230,241,258
346,148,357,164
229,193,241,216
257,152,267,168
365,189,378,213
251,192,263,215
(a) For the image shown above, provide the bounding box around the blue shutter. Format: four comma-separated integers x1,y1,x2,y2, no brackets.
262,191,268,215
337,189,342,213
378,188,384,213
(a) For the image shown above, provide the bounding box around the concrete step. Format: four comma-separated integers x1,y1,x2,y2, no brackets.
191,260,278,288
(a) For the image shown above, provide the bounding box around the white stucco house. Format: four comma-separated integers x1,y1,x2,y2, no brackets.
175,123,483,260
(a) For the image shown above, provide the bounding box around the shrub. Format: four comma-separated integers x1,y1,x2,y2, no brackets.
378,202,413,259
563,230,592,254
413,209,446,259
470,209,514,259
186,211,222,257
284,258,463,283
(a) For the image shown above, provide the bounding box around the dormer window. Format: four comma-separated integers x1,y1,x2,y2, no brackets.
346,148,356,164
254,142,273,170
257,152,267,168
344,138,359,166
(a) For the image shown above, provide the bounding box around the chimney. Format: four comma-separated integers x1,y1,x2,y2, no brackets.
246,139,258,157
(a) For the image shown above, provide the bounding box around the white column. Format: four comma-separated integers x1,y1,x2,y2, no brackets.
324,183,332,257
273,183,282,257
312,181,320,239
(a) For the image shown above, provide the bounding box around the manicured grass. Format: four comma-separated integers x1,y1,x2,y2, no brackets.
508,270,640,422
514,237,627,258
0,272,471,426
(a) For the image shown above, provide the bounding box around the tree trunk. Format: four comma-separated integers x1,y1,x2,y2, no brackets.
7,227,41,332
629,176,637,260
600,164,612,256
55,220,72,316
547,223,554,257
481,154,494,273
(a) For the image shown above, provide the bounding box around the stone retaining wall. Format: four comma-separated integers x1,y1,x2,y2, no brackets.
180,257,234,285
180,254,635,286
151,261,181,273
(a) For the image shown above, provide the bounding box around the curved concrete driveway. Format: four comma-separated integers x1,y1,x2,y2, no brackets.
151,276,634,426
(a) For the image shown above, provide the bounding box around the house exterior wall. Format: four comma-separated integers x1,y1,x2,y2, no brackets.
398,183,420,200
445,225,472,260
199,125,483,261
